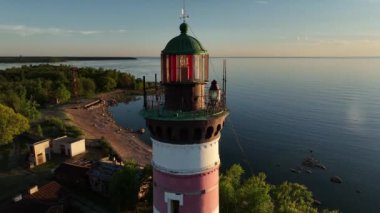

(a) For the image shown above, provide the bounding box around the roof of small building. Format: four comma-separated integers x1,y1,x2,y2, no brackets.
0,181,67,212
53,136,83,144
162,23,207,55
54,162,91,188
54,162,91,176
24,134,49,145
87,162,123,181
24,181,65,204
28,139,50,146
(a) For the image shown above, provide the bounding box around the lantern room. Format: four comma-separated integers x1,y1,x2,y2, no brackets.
161,23,209,84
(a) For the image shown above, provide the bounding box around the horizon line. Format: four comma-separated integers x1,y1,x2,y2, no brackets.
1,55,380,59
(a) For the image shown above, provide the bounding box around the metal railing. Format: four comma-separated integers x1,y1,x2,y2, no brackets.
142,93,228,121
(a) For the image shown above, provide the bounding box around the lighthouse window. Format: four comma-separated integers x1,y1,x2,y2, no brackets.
176,56,182,82
162,55,170,83
166,127,173,140
179,128,189,141
156,126,163,138
214,124,222,136
170,55,177,82
188,55,193,80
193,128,202,140
205,126,214,139
148,125,154,136
194,55,200,81
204,55,209,81
180,61,189,82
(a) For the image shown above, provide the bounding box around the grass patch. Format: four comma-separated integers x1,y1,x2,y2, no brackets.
39,116,83,138
30,153,67,173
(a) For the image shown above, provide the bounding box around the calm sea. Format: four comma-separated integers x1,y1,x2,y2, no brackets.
2,58,380,212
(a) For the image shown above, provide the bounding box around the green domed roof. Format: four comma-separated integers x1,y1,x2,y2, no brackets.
162,23,207,55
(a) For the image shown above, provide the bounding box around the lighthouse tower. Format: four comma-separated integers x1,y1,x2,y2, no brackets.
143,14,229,213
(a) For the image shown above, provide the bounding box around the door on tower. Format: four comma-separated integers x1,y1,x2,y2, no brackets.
170,200,180,213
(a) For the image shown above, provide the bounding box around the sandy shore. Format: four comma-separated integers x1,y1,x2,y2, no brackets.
64,90,152,166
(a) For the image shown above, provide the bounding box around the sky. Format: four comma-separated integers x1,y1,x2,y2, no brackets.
0,0,379,57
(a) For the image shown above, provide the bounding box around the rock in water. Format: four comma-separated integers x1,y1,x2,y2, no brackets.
315,163,327,170
330,176,343,184
302,157,327,170
314,199,322,206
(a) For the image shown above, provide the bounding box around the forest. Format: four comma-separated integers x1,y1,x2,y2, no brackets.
0,64,144,145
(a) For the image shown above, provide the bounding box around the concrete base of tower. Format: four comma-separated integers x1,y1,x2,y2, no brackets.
153,167,219,213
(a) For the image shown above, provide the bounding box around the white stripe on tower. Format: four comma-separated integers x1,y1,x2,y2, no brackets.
152,137,220,175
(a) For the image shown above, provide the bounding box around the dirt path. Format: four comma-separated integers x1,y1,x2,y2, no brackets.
64,90,152,166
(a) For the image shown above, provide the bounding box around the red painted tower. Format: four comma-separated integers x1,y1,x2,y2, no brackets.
142,15,228,213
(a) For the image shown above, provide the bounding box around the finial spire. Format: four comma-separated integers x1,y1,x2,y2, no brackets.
180,0,189,23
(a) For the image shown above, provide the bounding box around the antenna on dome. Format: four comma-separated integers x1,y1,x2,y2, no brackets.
180,0,189,23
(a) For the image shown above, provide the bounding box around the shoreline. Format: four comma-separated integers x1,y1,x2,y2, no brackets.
63,90,152,166
0,56,137,63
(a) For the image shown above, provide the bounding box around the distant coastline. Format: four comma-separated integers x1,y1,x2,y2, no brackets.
0,56,137,63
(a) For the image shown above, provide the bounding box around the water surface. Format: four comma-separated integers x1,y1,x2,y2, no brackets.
3,58,380,212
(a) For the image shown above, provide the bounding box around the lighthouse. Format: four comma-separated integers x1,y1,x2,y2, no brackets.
142,13,229,213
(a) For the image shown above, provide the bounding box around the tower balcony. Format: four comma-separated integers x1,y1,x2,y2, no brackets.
141,94,228,121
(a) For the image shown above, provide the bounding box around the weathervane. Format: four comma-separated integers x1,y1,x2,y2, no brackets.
180,0,189,23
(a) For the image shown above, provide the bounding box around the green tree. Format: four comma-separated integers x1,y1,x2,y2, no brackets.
18,99,40,121
142,164,153,205
110,160,141,212
220,164,243,211
53,84,71,104
0,90,40,121
220,164,273,213
97,76,117,92
134,78,143,90
271,182,317,213
79,77,96,97
219,165,338,213
117,73,135,89
25,79,49,105
0,104,30,145
237,173,274,213
36,124,43,137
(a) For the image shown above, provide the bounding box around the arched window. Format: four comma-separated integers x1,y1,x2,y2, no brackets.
214,124,222,136
205,126,214,139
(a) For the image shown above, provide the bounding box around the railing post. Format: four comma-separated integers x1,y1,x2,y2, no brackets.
143,76,147,110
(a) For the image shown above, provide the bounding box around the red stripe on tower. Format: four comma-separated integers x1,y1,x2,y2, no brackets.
188,55,193,80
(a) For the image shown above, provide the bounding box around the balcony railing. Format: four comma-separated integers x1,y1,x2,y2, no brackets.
141,93,228,121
